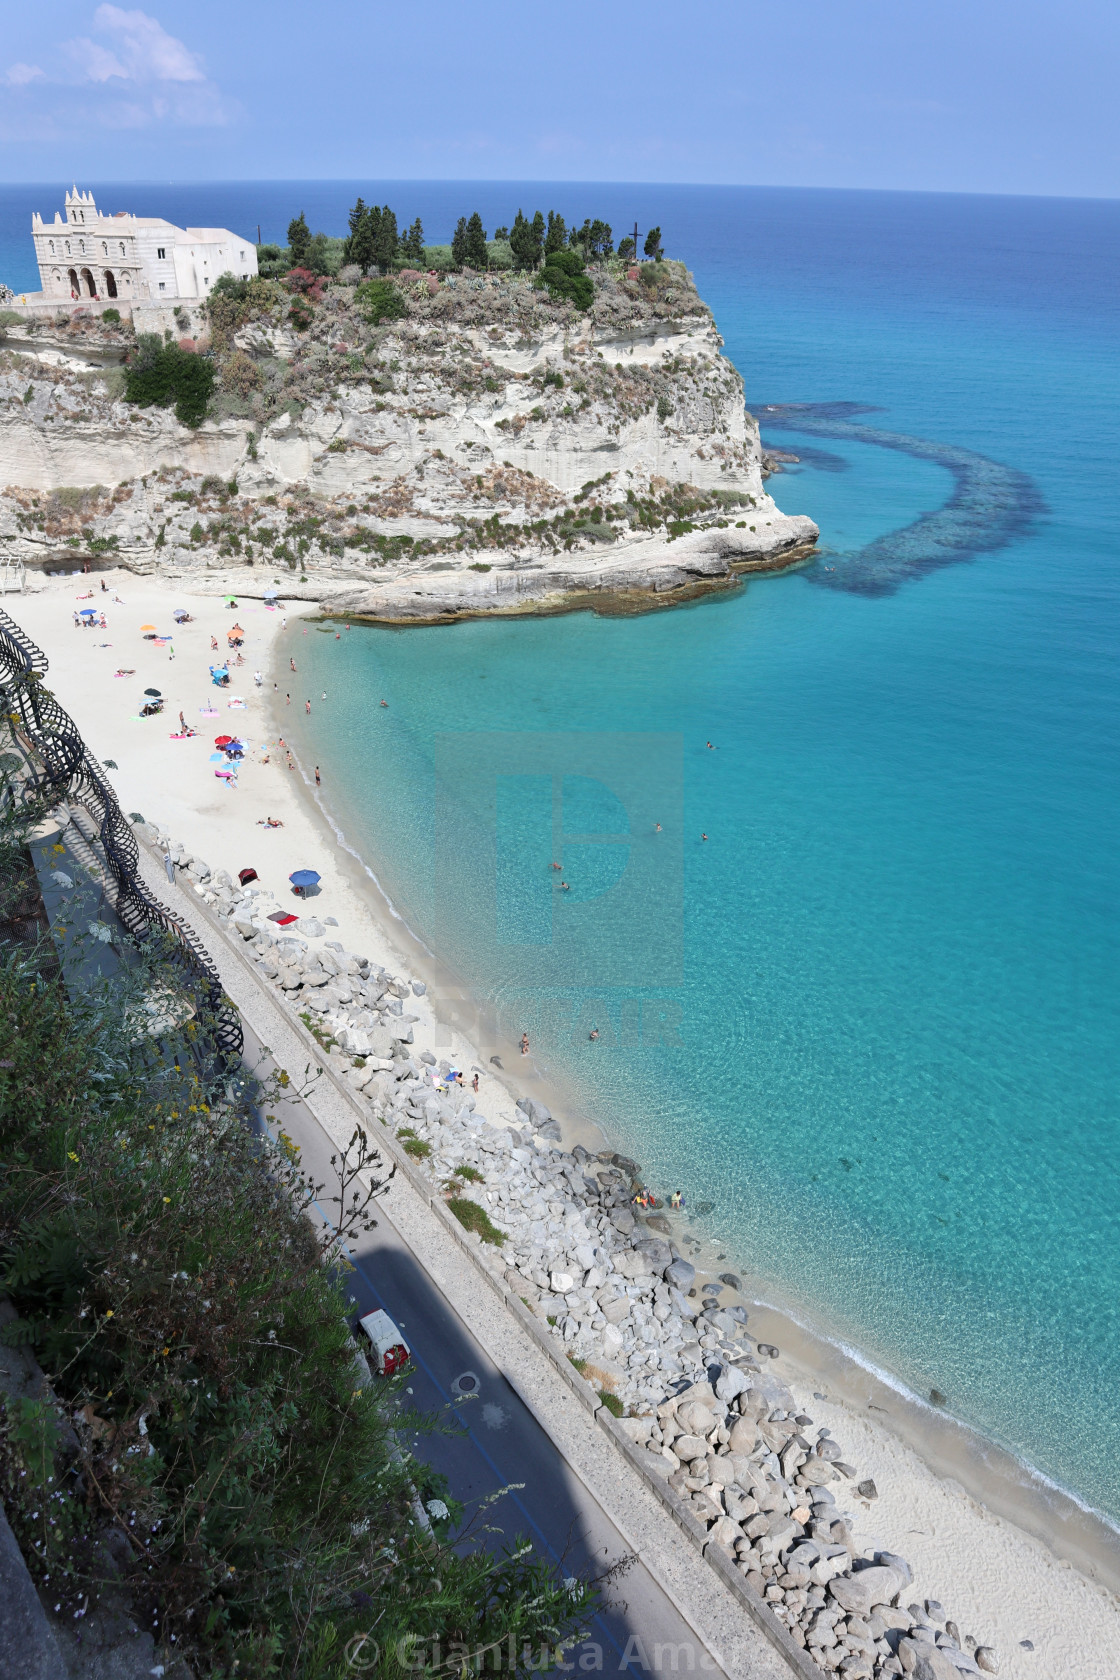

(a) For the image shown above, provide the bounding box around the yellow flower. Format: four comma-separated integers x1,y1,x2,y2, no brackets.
68,1151,79,1162
162,1196,171,1204
105,1309,114,1319
161,1347,170,1357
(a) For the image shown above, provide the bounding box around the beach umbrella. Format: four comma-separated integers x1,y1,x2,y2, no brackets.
79,607,97,616
263,587,278,600
139,623,156,632
172,608,189,622
289,869,321,888
214,734,234,745
144,687,162,697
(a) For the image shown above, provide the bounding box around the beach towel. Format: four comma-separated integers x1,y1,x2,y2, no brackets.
228,697,247,709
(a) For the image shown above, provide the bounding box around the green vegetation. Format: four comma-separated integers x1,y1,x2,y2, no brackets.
534,249,593,311
355,278,408,325
100,307,121,324
0,795,595,1676
447,1197,504,1245
396,1127,431,1161
599,1391,624,1418
124,334,215,429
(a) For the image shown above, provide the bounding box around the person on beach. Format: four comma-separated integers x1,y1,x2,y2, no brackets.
286,693,290,705
701,833,708,841
178,711,187,732
305,699,311,714
211,636,218,650
551,861,562,870
290,657,297,672
669,1189,684,1210
472,1073,479,1093
520,1032,529,1056
73,612,80,628
314,766,321,786
380,698,388,707
655,822,661,832
706,741,714,750
589,1027,599,1040
320,692,326,703
254,671,263,687
100,579,107,593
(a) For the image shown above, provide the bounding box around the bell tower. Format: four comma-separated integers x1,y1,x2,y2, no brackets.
64,187,98,226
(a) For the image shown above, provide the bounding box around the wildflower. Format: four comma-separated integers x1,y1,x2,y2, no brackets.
162,1196,171,1204
67,1151,78,1162
105,1309,114,1319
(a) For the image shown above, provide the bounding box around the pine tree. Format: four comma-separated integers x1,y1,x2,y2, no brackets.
451,216,469,267
344,197,367,266
287,212,311,269
373,206,399,272
464,211,489,269
644,225,663,259
529,212,545,264
493,225,509,242
545,211,568,255
403,217,425,263
618,235,636,261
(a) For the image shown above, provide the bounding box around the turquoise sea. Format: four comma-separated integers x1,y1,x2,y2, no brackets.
6,182,1119,1524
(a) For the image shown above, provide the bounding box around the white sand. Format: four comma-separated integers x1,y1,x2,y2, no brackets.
12,569,1120,1676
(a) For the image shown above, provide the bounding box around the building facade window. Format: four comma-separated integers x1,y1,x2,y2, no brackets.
158,282,166,292
157,246,166,259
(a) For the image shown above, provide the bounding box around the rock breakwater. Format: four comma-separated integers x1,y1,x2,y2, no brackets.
147,824,1009,1680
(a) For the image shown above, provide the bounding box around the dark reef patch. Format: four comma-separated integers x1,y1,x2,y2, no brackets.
757,402,1044,597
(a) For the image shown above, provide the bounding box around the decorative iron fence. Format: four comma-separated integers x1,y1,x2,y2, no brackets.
0,605,242,1062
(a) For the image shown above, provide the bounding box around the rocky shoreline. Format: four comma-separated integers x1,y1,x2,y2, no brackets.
149,827,1009,1680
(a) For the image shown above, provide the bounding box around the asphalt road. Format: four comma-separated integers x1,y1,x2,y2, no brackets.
236,1018,728,1677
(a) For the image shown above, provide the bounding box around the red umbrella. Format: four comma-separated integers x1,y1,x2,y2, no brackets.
214,734,234,745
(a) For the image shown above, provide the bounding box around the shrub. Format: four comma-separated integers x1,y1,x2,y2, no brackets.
599,1390,624,1417
221,349,262,398
356,278,408,325
124,335,215,429
100,307,121,324
468,561,492,572
422,245,455,271
534,249,594,311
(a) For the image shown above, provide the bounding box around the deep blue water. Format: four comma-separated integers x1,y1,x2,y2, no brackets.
6,183,1120,1522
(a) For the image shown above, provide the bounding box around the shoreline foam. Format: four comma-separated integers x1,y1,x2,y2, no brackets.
13,568,1120,1676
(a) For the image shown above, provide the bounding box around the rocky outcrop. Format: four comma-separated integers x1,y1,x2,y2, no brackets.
1,263,817,617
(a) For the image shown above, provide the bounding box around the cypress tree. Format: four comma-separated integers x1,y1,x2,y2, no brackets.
510,209,545,271
344,197,367,265
403,217,425,262
545,211,568,255
287,212,311,269
451,216,470,267
373,206,399,272
464,211,489,269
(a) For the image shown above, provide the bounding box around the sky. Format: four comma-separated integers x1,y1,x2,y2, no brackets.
0,1,1117,197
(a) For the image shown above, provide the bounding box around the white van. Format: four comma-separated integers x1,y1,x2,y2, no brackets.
357,1308,411,1375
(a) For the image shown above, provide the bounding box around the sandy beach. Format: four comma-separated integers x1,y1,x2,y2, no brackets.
13,566,1120,1677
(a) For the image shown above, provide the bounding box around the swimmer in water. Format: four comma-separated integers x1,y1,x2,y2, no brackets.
701,832,708,841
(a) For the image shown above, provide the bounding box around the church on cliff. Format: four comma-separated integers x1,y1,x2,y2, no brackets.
31,188,258,306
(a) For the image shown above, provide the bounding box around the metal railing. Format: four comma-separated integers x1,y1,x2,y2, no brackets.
0,605,242,1062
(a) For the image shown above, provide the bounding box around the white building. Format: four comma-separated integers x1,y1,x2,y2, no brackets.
31,188,258,306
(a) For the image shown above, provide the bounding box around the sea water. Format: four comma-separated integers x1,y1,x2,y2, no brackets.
5,182,1118,1524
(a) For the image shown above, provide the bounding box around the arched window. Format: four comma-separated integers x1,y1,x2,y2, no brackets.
102,241,108,256
104,271,118,299
80,267,96,298
119,242,125,256
68,268,79,297
49,240,55,255
65,240,71,255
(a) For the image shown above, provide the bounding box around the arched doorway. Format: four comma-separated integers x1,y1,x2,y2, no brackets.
80,267,96,297
68,268,79,297
104,270,118,298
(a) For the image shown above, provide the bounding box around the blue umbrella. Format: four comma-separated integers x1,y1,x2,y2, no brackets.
289,869,321,888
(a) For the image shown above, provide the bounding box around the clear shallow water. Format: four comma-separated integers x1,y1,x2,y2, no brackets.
284,186,1120,1523
6,181,1118,1519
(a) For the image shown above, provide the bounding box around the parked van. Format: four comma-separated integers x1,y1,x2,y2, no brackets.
358,1308,410,1375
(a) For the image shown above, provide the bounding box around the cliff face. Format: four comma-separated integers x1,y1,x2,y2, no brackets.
0,262,817,619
